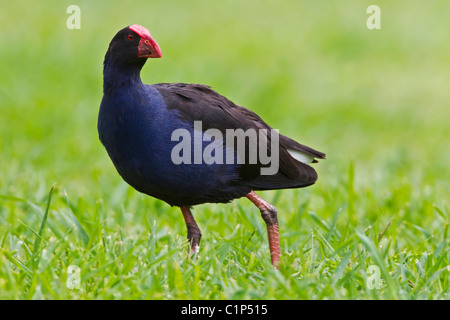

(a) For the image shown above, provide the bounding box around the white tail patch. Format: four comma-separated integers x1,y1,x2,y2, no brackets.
287,148,314,164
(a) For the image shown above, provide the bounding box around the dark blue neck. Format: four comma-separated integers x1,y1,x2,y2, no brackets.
103,56,146,94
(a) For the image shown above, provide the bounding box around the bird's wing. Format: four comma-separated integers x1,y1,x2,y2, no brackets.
152,83,325,189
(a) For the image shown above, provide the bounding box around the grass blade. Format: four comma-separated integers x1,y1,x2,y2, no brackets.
64,190,89,247
356,230,398,298
32,184,55,266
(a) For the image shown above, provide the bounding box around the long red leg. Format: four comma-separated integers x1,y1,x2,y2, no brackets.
180,206,202,256
246,191,280,269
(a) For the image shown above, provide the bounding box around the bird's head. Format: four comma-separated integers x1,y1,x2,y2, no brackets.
104,25,162,70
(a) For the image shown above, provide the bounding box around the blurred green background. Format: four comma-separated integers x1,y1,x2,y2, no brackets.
1,0,449,299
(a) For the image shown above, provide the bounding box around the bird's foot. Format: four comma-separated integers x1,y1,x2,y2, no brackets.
246,191,281,270
181,206,202,260
187,243,200,259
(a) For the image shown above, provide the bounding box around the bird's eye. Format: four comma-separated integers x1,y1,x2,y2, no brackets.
127,34,134,41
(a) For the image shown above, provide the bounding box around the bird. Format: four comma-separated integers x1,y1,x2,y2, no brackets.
98,25,325,269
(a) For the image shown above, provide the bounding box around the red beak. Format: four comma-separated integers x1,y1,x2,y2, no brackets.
129,24,162,58
138,36,162,58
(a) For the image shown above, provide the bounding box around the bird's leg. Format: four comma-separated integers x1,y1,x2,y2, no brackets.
180,206,202,257
246,191,280,269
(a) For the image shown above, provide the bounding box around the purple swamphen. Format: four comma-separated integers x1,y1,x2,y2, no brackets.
98,25,325,268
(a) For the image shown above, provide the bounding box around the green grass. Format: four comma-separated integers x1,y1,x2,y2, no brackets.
1,0,450,299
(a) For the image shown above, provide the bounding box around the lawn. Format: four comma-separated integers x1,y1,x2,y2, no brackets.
0,0,449,300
